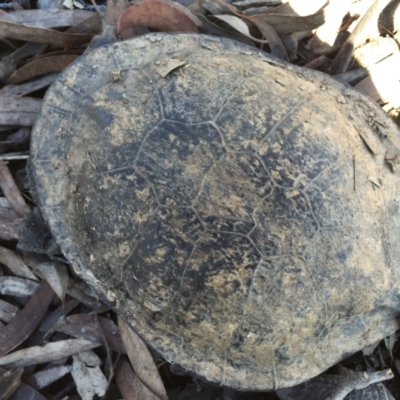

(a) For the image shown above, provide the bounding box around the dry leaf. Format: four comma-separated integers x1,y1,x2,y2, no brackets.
8,382,48,400
155,59,186,77
0,19,93,47
0,299,19,321
0,276,39,297
0,247,37,281
0,280,54,356
117,0,201,34
0,218,21,241
116,357,161,400
0,97,41,126
0,198,20,219
0,74,58,98
71,350,108,400
118,317,168,400
0,161,30,217
38,298,79,332
53,313,125,353
0,339,101,368
0,368,23,400
66,13,102,34
24,253,69,302
250,9,325,35
244,15,287,59
67,279,108,311
8,55,79,85
213,14,268,43
0,9,95,28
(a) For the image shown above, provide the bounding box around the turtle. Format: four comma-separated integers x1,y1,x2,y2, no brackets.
29,32,400,391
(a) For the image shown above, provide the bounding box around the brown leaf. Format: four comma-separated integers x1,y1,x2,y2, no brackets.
117,0,201,34
66,12,102,34
0,19,93,47
118,317,168,400
7,54,79,85
67,279,108,311
0,218,21,241
0,97,41,126
249,9,325,35
54,313,126,353
38,298,79,332
0,276,39,297
24,253,69,302
26,365,73,390
0,246,37,281
0,161,30,216
0,42,47,84
0,339,101,369
0,280,54,356
116,357,161,400
244,15,287,59
0,9,96,28
0,368,23,400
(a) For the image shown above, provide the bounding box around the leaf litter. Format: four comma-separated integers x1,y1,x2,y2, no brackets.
0,0,400,399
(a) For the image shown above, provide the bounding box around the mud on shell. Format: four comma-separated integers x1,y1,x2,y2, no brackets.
30,33,400,390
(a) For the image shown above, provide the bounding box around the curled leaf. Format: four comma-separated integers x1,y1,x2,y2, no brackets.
117,0,201,34
213,14,268,43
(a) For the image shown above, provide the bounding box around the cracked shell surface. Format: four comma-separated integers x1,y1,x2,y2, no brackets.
31,33,400,390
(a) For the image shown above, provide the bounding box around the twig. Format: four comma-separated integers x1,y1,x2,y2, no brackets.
326,369,394,400
0,152,29,161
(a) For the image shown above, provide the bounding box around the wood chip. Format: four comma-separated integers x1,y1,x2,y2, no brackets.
0,339,101,368
26,365,73,390
71,350,108,400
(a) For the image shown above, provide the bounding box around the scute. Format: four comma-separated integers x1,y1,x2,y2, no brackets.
31,33,400,391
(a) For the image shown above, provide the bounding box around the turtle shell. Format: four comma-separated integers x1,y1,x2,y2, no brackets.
30,33,400,390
